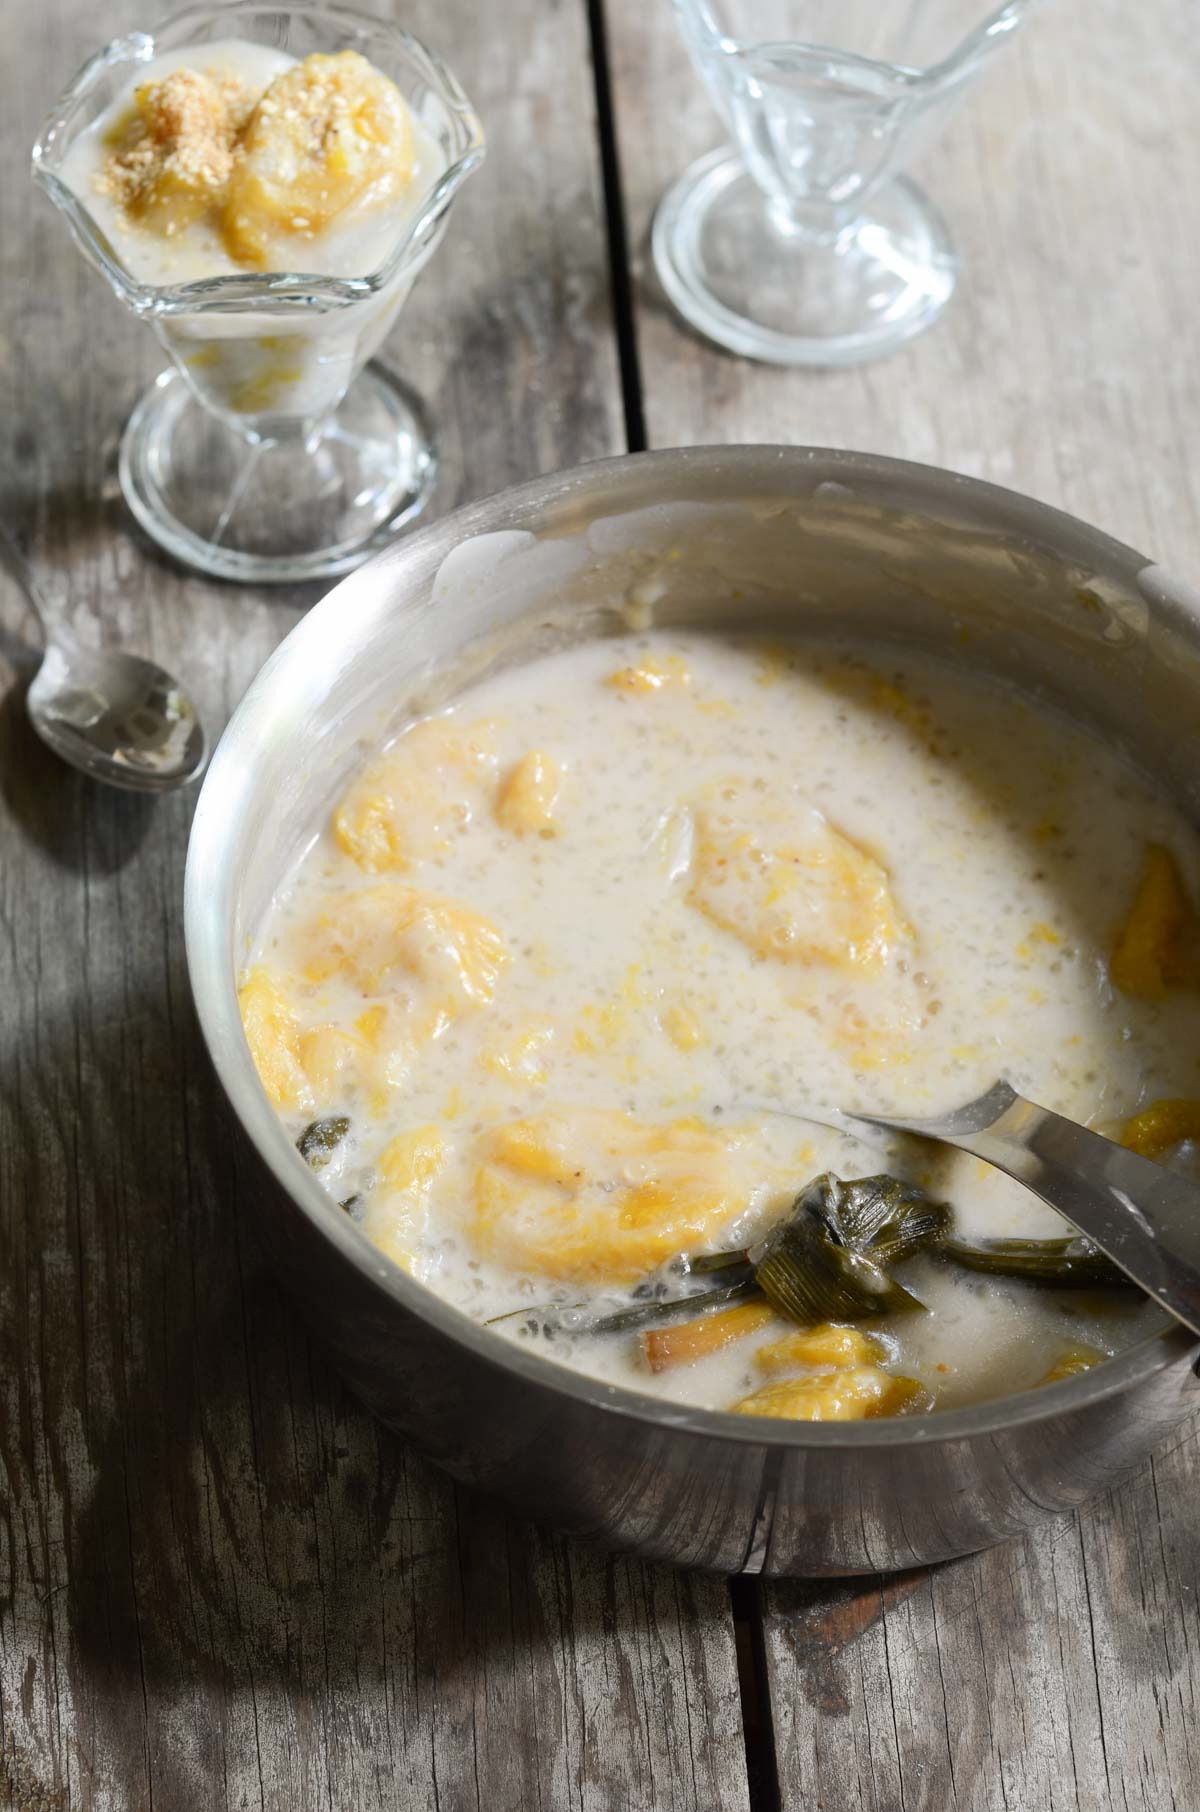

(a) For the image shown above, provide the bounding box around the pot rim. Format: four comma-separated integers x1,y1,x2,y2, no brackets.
184,442,1200,1452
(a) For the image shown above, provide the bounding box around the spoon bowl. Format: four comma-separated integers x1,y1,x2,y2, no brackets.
1,528,206,792
26,639,207,792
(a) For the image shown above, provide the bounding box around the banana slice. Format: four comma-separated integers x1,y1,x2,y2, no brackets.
300,883,507,1028
223,50,414,267
335,716,500,874
689,778,906,971
363,1124,450,1273
495,751,564,836
238,964,312,1110
470,1109,755,1284
733,1367,903,1421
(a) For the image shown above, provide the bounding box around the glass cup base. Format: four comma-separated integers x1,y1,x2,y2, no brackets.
119,362,438,584
652,148,958,368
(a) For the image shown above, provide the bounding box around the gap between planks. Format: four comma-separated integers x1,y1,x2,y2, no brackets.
584,6,781,1808
586,0,647,454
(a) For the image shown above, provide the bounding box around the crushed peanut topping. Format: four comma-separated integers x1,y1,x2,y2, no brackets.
99,68,249,233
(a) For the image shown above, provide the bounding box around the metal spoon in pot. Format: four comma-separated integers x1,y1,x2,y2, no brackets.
0,525,206,792
846,1079,1200,1340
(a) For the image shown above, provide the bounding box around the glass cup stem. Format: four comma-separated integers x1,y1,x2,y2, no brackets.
765,193,859,248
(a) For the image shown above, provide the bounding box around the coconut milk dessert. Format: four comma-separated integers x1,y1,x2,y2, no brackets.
60,42,445,421
240,633,1199,1419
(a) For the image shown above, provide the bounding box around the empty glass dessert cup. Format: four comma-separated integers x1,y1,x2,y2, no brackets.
32,2,485,583
654,1,1041,367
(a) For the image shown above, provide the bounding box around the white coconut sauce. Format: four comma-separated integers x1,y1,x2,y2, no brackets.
245,633,1191,1415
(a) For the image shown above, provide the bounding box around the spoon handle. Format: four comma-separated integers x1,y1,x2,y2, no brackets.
857,1085,1200,1339
0,521,54,648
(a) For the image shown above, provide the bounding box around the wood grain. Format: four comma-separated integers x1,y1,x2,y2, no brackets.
760,1427,1200,1812
604,0,1200,1806
0,4,750,1809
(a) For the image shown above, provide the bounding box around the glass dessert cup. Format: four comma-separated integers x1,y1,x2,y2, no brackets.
654,1,1041,368
32,2,485,583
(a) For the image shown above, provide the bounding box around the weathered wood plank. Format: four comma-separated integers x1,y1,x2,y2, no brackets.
758,1427,1200,1812
605,0,1200,1806
0,4,750,1809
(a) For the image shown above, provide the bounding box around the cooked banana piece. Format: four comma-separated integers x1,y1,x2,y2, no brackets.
688,779,906,971
224,50,414,266
471,1109,756,1284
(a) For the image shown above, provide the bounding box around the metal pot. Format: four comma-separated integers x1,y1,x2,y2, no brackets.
185,446,1200,1575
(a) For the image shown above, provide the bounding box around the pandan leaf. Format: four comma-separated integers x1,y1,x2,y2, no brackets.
746,1171,942,1321
941,1235,1133,1289
754,1212,927,1322
485,1277,762,1335
826,1174,951,1268
297,1115,350,1169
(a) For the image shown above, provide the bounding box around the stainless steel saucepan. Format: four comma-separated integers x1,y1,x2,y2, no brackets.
184,447,1200,1575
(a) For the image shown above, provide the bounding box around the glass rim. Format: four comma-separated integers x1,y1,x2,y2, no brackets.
30,0,486,317
676,0,1040,88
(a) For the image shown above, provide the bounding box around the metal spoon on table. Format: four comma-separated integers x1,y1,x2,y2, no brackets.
0,525,206,792
847,1079,1200,1340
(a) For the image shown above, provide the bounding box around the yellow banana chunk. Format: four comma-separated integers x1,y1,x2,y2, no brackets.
238,964,312,1110
297,1024,362,1099
495,751,564,835
605,654,690,694
379,1124,448,1194
753,1324,883,1374
334,715,499,873
223,51,414,267
1121,1097,1200,1161
367,1124,449,1272
688,780,905,971
471,1110,754,1284
1037,1344,1105,1387
300,884,507,1034
733,1365,925,1421
102,67,244,234
1110,843,1200,998
481,1019,555,1086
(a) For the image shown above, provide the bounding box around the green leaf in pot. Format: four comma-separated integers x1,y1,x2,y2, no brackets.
688,1250,754,1277
297,1115,351,1170
940,1235,1134,1289
747,1171,946,1321
582,1278,764,1334
695,1173,948,1284
485,1277,764,1336
752,1205,926,1322
827,1173,952,1268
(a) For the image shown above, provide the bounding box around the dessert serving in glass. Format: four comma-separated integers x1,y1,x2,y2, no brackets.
33,2,485,582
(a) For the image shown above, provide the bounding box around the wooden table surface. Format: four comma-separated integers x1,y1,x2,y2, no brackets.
3,3,1199,1808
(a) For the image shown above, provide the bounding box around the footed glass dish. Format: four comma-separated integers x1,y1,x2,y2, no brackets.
654,0,1042,368
33,2,485,582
